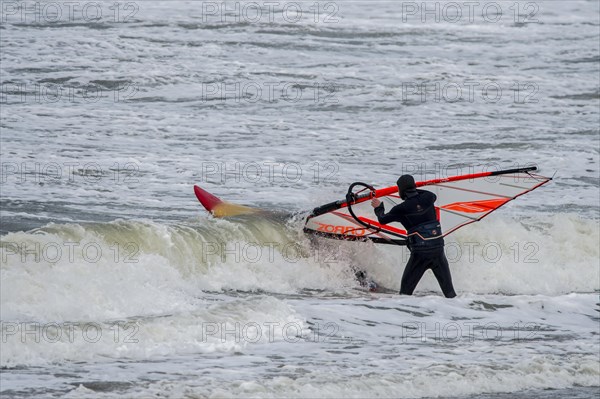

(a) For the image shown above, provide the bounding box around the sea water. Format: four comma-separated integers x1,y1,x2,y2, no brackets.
1,1,599,397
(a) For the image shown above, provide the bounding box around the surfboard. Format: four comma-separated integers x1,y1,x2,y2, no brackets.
193,185,260,217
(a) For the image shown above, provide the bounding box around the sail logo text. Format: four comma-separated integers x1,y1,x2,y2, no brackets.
316,223,367,236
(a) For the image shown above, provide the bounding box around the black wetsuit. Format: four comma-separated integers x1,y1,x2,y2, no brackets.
374,189,456,298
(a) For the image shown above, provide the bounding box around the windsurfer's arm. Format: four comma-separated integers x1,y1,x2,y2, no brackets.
372,201,401,225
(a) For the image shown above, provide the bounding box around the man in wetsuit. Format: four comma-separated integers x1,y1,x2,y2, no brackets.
370,175,457,298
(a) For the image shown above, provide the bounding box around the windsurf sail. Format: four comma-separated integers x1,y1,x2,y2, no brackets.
303,167,552,245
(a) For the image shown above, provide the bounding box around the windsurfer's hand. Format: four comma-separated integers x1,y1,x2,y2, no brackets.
371,198,381,208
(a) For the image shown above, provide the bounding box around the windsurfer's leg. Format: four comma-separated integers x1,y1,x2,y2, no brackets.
430,250,456,298
400,252,429,295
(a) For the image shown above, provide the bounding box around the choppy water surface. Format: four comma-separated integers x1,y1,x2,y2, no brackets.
1,1,599,398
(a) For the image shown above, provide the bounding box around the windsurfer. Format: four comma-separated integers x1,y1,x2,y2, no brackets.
370,175,457,298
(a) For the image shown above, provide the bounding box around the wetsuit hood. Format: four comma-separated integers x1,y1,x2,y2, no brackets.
397,175,417,200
